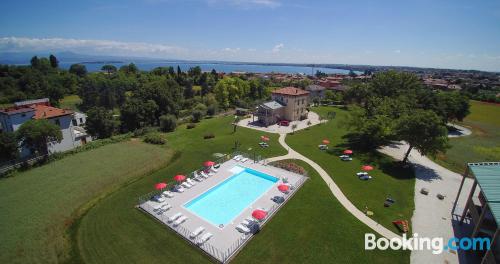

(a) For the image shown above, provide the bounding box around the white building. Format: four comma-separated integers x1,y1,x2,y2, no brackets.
0,98,92,157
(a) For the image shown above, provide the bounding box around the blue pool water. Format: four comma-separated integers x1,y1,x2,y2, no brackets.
184,167,278,226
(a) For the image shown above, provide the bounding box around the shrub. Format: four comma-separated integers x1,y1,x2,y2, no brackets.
186,123,196,129
192,109,205,123
207,104,217,116
203,133,215,139
159,114,177,132
144,133,166,145
133,127,157,137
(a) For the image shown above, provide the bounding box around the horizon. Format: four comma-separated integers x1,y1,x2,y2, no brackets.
1,0,500,71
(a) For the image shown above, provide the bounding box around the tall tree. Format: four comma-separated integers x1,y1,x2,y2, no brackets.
49,54,59,68
396,110,449,163
69,64,88,77
101,64,117,74
0,132,18,162
85,107,117,138
30,56,40,68
16,119,63,155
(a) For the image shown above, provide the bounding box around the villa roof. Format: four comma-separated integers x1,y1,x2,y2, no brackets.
0,107,34,115
272,87,309,96
468,162,500,224
33,104,73,119
306,84,326,91
261,101,285,110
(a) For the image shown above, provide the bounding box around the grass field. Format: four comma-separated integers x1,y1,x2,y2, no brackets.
0,141,174,263
435,100,500,172
75,115,409,263
286,107,415,234
59,95,82,110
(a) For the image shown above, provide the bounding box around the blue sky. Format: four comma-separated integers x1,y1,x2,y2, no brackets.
1,0,500,71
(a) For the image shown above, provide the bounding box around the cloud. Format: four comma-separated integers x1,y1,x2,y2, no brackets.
207,0,281,8
0,36,187,58
393,49,401,54
223,47,241,53
272,43,284,53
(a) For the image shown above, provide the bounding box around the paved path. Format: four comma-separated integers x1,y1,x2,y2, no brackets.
237,112,323,134
269,133,402,239
379,142,473,264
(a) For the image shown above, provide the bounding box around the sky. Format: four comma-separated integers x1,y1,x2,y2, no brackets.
0,0,500,71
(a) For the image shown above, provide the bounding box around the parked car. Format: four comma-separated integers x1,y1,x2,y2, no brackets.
279,120,289,126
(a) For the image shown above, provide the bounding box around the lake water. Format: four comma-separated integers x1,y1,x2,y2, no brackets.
59,61,358,74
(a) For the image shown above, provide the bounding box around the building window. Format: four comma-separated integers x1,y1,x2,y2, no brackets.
72,119,77,126
79,118,83,124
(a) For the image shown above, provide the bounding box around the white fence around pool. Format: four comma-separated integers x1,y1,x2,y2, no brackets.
137,152,309,263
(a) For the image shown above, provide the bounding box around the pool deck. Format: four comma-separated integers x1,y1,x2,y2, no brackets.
138,158,307,262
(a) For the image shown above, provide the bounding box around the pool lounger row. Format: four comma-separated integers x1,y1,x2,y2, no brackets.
233,155,249,163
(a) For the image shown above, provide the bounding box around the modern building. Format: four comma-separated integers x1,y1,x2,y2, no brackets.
452,162,500,263
0,98,91,157
255,87,309,126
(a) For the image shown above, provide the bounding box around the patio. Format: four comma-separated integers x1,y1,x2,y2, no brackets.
138,156,308,263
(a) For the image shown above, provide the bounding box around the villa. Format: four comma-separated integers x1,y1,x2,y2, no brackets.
0,98,92,157
255,87,309,126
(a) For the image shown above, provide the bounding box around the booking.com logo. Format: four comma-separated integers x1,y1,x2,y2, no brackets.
365,233,491,254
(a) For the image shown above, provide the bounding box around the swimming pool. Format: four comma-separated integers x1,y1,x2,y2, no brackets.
184,166,278,226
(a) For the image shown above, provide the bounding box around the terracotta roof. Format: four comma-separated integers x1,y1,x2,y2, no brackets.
0,107,34,115
33,105,73,119
272,87,309,96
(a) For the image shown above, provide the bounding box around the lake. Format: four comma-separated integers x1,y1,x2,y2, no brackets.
59,61,359,74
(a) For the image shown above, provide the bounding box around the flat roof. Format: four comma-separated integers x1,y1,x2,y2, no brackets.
468,162,500,223
261,101,284,110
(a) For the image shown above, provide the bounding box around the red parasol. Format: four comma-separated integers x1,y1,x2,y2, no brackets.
203,161,215,167
155,182,167,190
252,209,268,220
173,174,186,182
278,184,290,192
362,165,374,171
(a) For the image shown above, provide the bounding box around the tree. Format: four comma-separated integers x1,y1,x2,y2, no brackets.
120,99,159,131
16,119,63,155
0,132,18,161
315,70,327,78
101,64,117,74
434,92,470,123
30,56,40,68
159,114,177,132
396,110,449,163
348,70,357,78
49,54,58,68
192,109,204,123
69,64,88,77
85,107,116,138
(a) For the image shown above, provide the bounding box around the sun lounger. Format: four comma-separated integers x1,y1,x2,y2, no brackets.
175,186,185,193
339,155,349,158
190,226,205,239
241,218,255,227
233,155,242,161
162,191,174,198
241,157,249,163
356,172,368,176
168,213,182,223
152,203,162,211
181,182,192,188
186,178,196,185
342,157,353,161
200,171,210,179
359,175,372,180
236,224,251,233
210,166,218,173
206,170,215,176
196,233,213,245
152,195,166,203
213,163,221,169
174,215,188,226
160,203,172,210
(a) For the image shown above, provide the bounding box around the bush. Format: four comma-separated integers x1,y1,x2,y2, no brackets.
186,123,196,129
207,104,217,116
159,114,177,132
144,133,166,145
192,109,205,123
133,127,157,137
203,133,215,139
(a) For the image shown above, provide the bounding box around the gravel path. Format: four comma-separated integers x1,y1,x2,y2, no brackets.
379,142,473,264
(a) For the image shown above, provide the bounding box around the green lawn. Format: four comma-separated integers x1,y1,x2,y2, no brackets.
435,100,500,173
0,141,174,264
286,106,415,234
59,94,82,110
76,115,409,263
